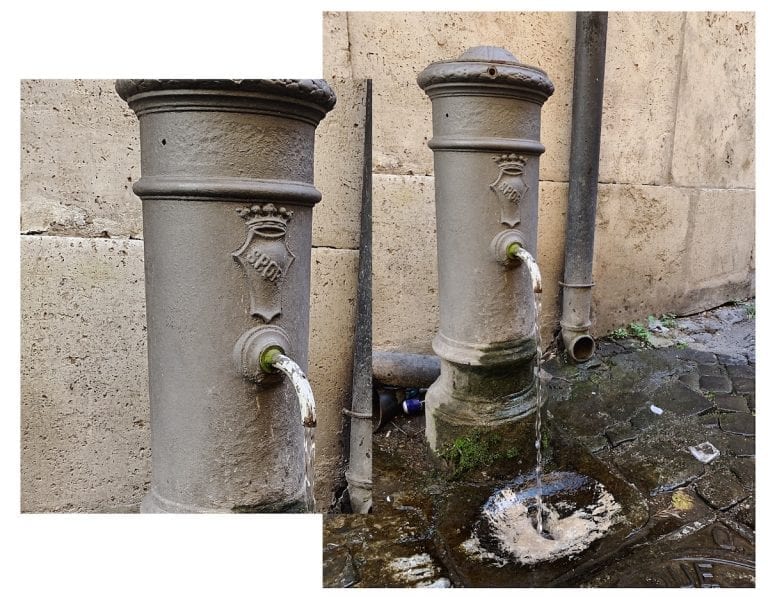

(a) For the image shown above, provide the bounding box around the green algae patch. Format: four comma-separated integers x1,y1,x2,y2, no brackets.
442,431,519,479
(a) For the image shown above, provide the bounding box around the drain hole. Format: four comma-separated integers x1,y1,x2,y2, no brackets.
488,67,498,77
528,505,555,540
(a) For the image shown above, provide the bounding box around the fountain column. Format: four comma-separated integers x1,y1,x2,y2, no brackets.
116,80,335,512
417,48,554,474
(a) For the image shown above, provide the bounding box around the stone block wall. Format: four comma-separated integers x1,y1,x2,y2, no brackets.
323,11,755,348
20,78,366,512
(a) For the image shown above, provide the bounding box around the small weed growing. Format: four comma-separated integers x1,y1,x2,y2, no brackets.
628,322,651,344
660,313,677,328
610,327,629,339
735,299,755,320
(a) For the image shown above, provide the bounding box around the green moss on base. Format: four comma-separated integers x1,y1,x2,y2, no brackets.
442,431,520,479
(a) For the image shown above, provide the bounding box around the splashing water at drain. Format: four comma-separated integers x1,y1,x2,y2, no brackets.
461,471,622,566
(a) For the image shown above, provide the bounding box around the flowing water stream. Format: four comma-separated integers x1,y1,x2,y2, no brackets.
270,353,318,512
514,247,545,535
304,427,316,513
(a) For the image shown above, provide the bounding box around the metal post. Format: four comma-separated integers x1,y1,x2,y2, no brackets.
560,12,608,362
418,48,554,474
117,79,335,512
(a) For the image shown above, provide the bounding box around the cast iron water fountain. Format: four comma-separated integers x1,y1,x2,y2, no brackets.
118,79,334,513
415,48,649,583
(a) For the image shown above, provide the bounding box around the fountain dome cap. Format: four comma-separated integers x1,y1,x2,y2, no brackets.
417,46,554,104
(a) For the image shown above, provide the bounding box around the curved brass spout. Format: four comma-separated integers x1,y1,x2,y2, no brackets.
262,349,317,428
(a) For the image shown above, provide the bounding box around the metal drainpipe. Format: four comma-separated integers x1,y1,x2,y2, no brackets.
344,80,373,513
418,48,554,473
116,79,335,513
559,13,608,362
372,351,440,389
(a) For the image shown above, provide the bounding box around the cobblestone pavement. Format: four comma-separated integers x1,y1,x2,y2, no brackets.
323,303,756,587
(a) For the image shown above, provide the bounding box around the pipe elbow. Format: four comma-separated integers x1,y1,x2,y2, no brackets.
560,328,595,363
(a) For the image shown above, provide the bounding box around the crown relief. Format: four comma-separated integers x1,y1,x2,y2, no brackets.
236,203,293,237
492,153,528,175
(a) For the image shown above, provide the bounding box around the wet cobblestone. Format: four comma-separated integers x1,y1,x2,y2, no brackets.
323,303,755,587
699,375,733,394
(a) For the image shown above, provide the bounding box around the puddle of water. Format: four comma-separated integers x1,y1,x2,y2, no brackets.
461,471,622,567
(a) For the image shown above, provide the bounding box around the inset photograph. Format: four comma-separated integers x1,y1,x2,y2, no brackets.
21,77,373,514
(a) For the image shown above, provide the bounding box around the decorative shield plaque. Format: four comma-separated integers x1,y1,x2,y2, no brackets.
232,203,295,322
490,153,529,229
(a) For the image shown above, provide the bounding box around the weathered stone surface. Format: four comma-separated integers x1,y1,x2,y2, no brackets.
694,467,748,510
20,80,142,238
697,363,724,377
728,457,754,490
647,335,673,348
686,189,755,288
592,184,691,336
726,364,754,379
21,236,150,512
698,413,720,429
323,544,359,588
605,415,713,496
323,12,353,81
678,373,700,392
629,407,662,432
600,13,684,184
715,395,750,413
678,348,718,365
309,247,359,511
717,352,748,366
342,11,576,181
720,433,755,458
651,382,714,417
314,78,366,249
671,12,755,187
324,508,449,587
699,375,732,394
731,377,755,396
582,434,609,454
605,422,637,448
719,412,755,437
536,182,569,342
610,444,704,497
729,496,755,530
715,306,747,326
372,174,438,351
